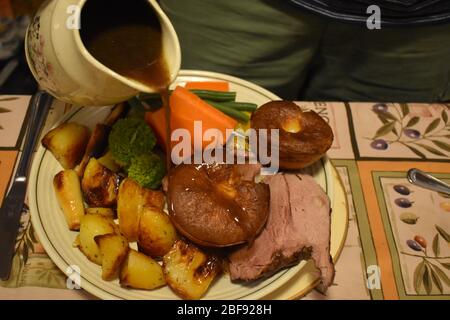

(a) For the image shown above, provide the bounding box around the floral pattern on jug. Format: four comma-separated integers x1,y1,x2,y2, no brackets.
26,15,57,93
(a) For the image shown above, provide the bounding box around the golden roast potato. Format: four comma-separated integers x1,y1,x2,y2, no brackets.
163,240,222,300
95,233,129,281
82,158,120,208
138,206,177,257
117,178,165,241
77,214,116,265
120,249,166,290
42,122,90,169
85,207,116,219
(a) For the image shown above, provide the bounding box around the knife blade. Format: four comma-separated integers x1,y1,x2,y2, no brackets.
0,91,53,280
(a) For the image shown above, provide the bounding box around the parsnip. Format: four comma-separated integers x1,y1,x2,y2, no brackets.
53,170,85,230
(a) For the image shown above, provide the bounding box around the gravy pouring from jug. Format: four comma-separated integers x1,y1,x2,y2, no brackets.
80,0,173,168
80,0,170,90
25,0,180,106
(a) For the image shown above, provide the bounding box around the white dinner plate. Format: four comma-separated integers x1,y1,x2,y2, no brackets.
29,70,348,300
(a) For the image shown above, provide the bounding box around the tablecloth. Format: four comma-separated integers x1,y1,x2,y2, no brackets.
0,96,449,300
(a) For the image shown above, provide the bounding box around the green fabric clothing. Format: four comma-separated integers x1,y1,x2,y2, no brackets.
160,0,450,102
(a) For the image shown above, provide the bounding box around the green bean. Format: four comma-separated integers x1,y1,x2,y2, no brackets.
214,101,257,112
205,100,250,123
189,90,236,102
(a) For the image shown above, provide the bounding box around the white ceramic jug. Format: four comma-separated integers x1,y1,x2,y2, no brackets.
25,0,181,106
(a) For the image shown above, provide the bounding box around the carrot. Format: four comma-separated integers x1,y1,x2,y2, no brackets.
185,81,229,92
171,86,237,150
145,107,167,147
145,86,237,151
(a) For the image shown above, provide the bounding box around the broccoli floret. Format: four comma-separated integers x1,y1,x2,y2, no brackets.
109,118,156,166
128,154,165,189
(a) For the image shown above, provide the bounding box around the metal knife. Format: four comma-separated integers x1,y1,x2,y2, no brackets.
0,91,53,280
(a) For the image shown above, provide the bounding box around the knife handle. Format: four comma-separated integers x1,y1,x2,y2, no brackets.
0,91,52,280
15,91,53,178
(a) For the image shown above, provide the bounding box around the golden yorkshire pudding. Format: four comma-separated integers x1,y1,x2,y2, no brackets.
250,101,333,170
166,163,270,248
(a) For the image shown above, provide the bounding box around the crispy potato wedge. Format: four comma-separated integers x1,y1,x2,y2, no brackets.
163,240,222,300
53,170,85,230
120,249,166,290
78,214,116,265
42,122,90,169
138,206,177,257
85,207,116,219
95,233,129,281
117,178,165,241
82,158,120,208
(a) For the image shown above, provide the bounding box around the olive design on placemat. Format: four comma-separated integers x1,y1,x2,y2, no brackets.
401,227,450,295
368,103,450,158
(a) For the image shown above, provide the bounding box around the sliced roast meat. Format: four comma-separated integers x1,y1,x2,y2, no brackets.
228,173,334,292
284,173,334,292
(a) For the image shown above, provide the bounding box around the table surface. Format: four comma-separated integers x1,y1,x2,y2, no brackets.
0,96,449,300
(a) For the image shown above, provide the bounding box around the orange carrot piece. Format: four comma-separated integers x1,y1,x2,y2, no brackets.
170,86,236,128
145,86,237,151
185,81,229,92
145,108,167,147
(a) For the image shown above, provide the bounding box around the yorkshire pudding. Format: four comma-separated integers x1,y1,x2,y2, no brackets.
251,101,333,170
166,163,270,247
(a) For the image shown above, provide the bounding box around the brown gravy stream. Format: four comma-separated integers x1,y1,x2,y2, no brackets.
79,0,256,249
80,0,172,168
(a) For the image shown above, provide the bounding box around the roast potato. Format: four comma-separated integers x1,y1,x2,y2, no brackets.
82,158,120,207
117,178,165,241
76,124,111,177
53,170,85,230
117,179,142,241
163,240,222,300
42,122,90,169
75,103,125,177
85,207,116,219
120,249,166,290
95,233,129,281
141,186,165,210
250,101,334,169
138,206,177,257
78,214,117,265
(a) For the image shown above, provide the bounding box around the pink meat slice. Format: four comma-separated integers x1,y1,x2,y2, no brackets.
228,173,334,292
284,173,334,291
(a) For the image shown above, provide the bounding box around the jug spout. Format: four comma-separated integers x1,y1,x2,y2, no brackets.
25,0,181,106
